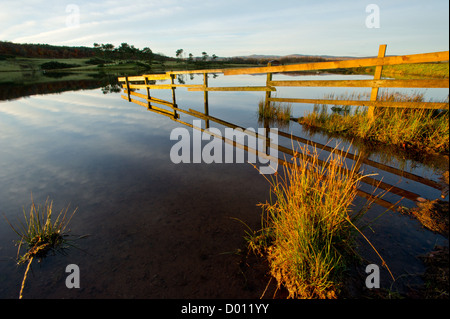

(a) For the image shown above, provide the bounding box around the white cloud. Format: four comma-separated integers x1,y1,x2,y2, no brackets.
1,0,448,56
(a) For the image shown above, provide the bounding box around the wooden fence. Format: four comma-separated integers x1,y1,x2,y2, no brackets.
116,86,448,211
117,46,449,210
119,44,448,120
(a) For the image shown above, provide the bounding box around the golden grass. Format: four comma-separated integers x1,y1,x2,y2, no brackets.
248,143,385,298
258,98,292,124
299,91,449,153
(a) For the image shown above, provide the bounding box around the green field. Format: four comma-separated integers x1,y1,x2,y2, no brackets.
0,56,156,73
0,57,90,72
0,56,258,86
0,57,152,85
351,62,449,78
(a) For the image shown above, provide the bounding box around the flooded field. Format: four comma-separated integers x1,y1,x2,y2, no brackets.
0,72,448,298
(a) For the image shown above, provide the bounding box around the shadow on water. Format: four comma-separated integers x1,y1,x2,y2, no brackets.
0,71,447,298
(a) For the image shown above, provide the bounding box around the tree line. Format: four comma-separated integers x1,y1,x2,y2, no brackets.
92,42,169,63
0,41,169,63
175,49,218,62
0,41,96,59
174,48,330,66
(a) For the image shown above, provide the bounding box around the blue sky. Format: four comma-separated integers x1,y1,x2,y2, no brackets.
0,0,448,57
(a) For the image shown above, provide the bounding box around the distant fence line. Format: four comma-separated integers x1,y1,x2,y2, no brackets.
119,44,449,120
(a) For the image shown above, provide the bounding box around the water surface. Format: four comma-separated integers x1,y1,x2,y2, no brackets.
0,72,447,298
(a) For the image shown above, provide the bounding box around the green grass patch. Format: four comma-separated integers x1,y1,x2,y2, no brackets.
345,62,449,79
381,63,449,79
0,57,92,72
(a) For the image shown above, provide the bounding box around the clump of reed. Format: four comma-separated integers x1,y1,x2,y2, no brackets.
4,197,78,299
299,91,449,153
258,97,292,125
248,143,383,299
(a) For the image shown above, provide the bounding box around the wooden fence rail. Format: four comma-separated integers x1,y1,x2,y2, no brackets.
222,49,449,75
118,44,449,120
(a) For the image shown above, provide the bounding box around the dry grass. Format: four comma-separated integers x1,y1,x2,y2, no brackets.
299,91,449,153
258,98,292,125
400,199,449,238
248,143,383,298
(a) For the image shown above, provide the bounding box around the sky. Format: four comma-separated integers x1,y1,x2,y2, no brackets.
0,0,448,58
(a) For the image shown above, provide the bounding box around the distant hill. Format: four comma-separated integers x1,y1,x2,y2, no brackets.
215,53,363,65
229,53,357,62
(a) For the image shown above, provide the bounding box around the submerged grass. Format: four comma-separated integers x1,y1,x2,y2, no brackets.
299,91,449,154
258,98,292,124
4,196,78,299
248,143,384,298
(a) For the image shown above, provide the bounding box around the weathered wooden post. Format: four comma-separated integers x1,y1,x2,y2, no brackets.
265,62,273,109
264,61,276,156
203,72,210,128
125,76,131,102
170,74,179,119
368,44,387,119
144,76,151,109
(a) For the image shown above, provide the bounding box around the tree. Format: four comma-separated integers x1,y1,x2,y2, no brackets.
141,47,153,63
201,52,208,61
101,43,115,59
117,42,131,60
176,49,184,62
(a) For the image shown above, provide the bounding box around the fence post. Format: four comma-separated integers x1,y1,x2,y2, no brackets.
144,76,151,109
265,62,273,109
203,72,210,128
170,74,178,119
368,44,387,119
125,76,131,102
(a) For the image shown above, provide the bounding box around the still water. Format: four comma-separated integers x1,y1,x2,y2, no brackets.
0,72,448,298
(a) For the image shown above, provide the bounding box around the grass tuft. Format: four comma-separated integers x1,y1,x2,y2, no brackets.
4,196,78,299
258,98,292,125
248,143,383,298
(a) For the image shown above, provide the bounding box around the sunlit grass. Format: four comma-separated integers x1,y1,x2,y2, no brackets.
258,98,292,124
299,91,449,153
381,63,449,79
347,62,449,79
247,144,386,299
